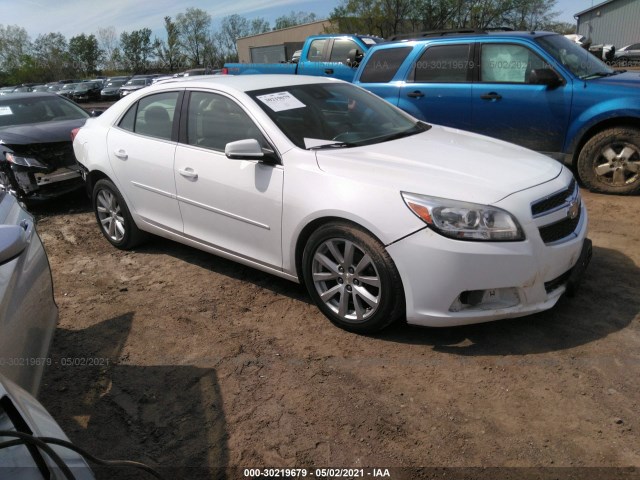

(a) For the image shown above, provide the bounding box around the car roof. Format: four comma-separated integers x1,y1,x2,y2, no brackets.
0,92,63,101
150,74,341,94
375,30,558,48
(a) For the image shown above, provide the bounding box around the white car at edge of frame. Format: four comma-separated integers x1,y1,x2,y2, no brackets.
72,75,591,333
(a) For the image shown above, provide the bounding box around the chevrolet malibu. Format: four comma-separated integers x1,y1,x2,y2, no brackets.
72,75,591,333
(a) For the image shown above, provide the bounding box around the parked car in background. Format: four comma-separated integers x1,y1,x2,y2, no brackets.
0,93,90,199
101,79,128,100
30,85,49,93
119,77,153,97
57,82,78,98
614,42,640,65
73,75,590,333
223,34,383,82
353,30,640,194
71,81,102,102
0,85,33,95
0,191,58,396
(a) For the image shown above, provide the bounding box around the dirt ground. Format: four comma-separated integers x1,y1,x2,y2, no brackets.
31,185,639,480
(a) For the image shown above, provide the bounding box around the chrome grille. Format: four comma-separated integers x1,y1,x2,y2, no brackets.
532,179,582,245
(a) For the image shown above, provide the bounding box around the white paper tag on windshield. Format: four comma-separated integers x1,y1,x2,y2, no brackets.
256,91,305,112
0,106,13,116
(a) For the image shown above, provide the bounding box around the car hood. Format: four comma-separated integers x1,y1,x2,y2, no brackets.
315,125,563,205
588,71,640,89
0,118,87,145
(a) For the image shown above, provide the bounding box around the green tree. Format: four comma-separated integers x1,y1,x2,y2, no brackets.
68,33,102,75
274,11,317,30
250,17,271,35
217,14,250,61
0,24,31,74
156,16,184,72
120,28,154,73
32,32,69,81
176,7,211,67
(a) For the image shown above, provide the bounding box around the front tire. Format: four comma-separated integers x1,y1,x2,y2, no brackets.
302,222,404,333
92,179,146,249
577,127,640,194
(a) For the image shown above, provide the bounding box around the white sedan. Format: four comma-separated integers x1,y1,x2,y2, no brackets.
72,75,591,333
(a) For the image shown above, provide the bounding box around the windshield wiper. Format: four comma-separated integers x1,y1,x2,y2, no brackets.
580,71,617,79
308,142,355,150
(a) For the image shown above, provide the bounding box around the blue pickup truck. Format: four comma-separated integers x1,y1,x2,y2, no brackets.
223,34,383,82
353,31,640,194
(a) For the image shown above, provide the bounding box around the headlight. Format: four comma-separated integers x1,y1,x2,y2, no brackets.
5,152,48,169
402,192,524,241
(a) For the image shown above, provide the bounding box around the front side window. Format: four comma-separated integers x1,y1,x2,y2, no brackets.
118,92,179,140
186,91,265,151
414,44,471,83
359,47,412,83
480,44,546,83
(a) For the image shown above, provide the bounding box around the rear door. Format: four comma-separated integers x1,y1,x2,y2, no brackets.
398,42,474,129
107,91,184,232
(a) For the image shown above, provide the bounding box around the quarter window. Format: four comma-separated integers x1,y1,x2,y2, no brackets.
413,44,471,83
186,91,265,152
359,47,412,83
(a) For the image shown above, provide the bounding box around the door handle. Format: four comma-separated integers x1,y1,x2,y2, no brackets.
113,149,128,160
324,68,334,74
178,167,198,179
407,91,425,98
480,92,502,101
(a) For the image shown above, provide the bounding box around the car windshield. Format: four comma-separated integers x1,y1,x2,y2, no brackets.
0,95,89,127
106,80,127,87
61,83,78,91
536,34,614,79
248,83,428,149
126,79,147,86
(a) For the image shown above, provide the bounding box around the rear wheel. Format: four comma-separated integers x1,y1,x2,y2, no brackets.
92,179,146,249
302,222,404,333
577,127,640,194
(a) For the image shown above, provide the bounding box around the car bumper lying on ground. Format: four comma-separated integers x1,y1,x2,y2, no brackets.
389,174,590,327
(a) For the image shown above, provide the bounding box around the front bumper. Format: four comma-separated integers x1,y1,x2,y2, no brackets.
387,174,589,327
1,163,84,200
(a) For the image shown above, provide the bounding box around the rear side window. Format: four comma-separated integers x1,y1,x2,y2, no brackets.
413,44,471,83
119,92,180,140
359,47,413,83
307,39,327,62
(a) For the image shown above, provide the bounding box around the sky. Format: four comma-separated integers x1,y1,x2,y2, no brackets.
1,0,602,39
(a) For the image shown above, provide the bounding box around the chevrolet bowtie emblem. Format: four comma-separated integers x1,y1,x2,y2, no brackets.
567,199,580,220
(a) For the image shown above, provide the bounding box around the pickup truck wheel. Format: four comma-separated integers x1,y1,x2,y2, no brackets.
302,222,404,333
93,179,146,249
577,127,640,194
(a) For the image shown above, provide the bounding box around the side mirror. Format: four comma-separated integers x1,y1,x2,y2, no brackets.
225,139,278,164
347,48,364,68
0,224,28,265
90,109,104,117
529,68,563,88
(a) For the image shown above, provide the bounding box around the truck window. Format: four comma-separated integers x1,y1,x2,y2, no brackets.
413,44,471,83
330,39,360,64
359,47,412,83
307,39,328,62
480,44,546,83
